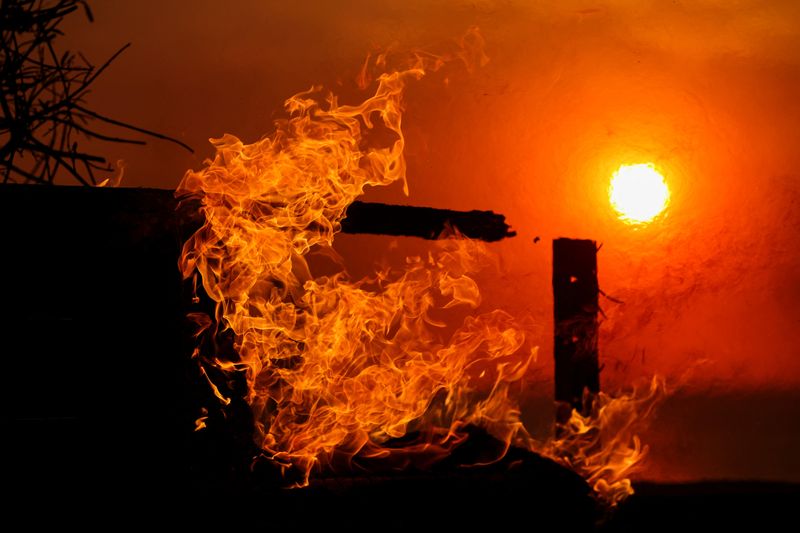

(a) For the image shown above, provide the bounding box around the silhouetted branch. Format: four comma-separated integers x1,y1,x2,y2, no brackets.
51,116,147,145
74,104,195,153
0,0,194,185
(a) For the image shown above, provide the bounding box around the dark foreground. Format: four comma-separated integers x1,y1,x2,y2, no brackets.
3,185,798,528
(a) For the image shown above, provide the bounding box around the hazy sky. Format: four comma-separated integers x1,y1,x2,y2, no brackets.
60,0,799,387
53,0,800,482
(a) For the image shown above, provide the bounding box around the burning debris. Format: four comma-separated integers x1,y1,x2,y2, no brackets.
177,29,664,506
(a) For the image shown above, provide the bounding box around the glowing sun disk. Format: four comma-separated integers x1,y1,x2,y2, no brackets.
609,163,670,224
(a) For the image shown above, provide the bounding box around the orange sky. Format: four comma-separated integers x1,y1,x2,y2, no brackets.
59,1,800,479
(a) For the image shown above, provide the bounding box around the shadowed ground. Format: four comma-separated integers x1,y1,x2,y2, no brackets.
2,185,797,529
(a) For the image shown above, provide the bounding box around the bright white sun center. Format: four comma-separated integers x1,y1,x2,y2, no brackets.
609,163,670,224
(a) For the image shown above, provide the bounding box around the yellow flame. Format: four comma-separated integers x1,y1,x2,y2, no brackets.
178,30,665,505
540,376,667,505
609,163,670,224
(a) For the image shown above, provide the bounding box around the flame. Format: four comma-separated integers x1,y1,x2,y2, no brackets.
609,163,670,224
194,408,209,432
177,30,664,505
95,160,125,188
540,376,667,505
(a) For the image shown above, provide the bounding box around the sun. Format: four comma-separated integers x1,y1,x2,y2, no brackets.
609,163,670,224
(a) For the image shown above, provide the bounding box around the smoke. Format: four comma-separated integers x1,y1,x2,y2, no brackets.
58,0,800,479
59,0,800,390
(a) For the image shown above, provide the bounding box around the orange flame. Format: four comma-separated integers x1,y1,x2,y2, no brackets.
177,29,665,505
541,376,667,505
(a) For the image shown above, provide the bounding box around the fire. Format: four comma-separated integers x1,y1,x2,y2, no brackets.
177,30,664,506
543,376,666,506
609,163,670,224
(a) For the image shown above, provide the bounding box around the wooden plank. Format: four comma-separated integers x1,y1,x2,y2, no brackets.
552,238,600,423
0,185,515,242
342,201,515,242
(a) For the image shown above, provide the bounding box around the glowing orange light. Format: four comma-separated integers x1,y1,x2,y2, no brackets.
609,163,670,224
177,33,667,506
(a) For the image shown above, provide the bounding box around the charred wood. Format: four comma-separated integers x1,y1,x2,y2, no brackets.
552,238,601,423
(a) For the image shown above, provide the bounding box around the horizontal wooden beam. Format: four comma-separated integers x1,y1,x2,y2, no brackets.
0,184,515,242
342,201,515,241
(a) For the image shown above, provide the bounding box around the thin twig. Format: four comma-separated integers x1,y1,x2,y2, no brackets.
1,0,194,185
75,104,195,153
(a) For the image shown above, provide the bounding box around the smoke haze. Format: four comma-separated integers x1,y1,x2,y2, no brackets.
59,0,800,480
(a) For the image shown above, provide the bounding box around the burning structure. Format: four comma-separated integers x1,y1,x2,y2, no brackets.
175,35,662,505
3,0,800,529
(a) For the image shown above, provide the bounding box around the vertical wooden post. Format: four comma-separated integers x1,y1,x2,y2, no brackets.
552,238,600,424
